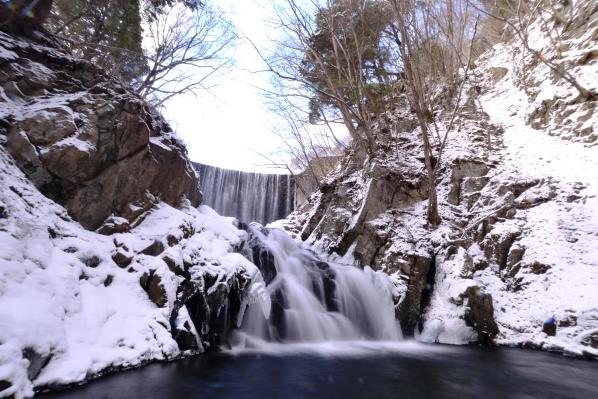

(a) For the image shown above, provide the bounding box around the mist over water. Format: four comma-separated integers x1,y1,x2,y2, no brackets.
232,224,401,350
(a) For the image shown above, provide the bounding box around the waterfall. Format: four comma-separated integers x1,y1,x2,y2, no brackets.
232,224,402,348
194,163,295,225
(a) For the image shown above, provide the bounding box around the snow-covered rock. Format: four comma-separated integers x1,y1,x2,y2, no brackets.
0,142,263,398
285,0,598,359
0,29,264,399
0,30,201,231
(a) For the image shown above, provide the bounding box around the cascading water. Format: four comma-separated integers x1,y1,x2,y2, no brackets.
232,224,402,348
194,163,295,225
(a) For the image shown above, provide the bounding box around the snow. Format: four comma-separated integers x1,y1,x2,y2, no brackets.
0,144,259,398
469,20,598,355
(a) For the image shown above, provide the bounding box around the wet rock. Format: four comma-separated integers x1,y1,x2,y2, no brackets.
140,271,167,308
543,317,557,336
111,251,132,268
141,240,165,257
183,270,250,349
239,226,277,284
396,255,434,336
22,347,52,381
172,327,199,351
270,287,288,341
463,286,499,346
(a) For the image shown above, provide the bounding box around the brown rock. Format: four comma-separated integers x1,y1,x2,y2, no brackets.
140,271,167,308
112,251,132,268
581,332,598,349
97,216,131,235
82,255,101,268
167,234,180,247
0,31,202,231
463,286,499,346
141,240,165,257
163,255,184,275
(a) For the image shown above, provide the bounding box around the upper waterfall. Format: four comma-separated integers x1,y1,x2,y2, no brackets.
194,163,295,225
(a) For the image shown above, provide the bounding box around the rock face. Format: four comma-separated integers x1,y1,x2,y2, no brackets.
285,20,598,356
286,105,436,338
0,31,201,230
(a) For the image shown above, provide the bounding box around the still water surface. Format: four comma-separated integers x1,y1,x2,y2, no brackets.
40,342,597,399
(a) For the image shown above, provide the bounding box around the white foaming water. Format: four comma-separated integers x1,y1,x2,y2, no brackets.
195,163,295,225
231,225,402,350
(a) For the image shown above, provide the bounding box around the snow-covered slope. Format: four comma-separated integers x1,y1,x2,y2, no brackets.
421,0,598,356
284,0,598,359
0,144,267,398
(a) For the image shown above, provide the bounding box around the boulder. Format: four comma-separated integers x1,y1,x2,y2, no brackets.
0,32,202,230
97,216,131,235
141,240,165,257
111,251,132,268
463,286,499,346
140,271,167,308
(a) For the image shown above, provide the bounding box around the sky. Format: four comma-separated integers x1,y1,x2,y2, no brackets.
161,0,286,173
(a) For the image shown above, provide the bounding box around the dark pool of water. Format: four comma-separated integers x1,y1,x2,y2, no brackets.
39,342,597,399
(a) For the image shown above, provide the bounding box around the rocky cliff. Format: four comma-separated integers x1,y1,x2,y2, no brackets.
0,31,201,231
0,30,267,399
284,0,598,357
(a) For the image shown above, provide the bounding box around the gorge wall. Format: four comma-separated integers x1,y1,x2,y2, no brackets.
282,0,598,357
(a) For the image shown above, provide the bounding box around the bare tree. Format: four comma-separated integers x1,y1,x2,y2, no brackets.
136,3,236,107
255,0,396,155
389,0,479,227
470,0,595,100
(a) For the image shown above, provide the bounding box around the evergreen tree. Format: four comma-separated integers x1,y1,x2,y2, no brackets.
50,0,147,82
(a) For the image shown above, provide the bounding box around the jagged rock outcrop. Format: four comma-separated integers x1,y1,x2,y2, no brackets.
285,12,598,355
0,31,201,231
